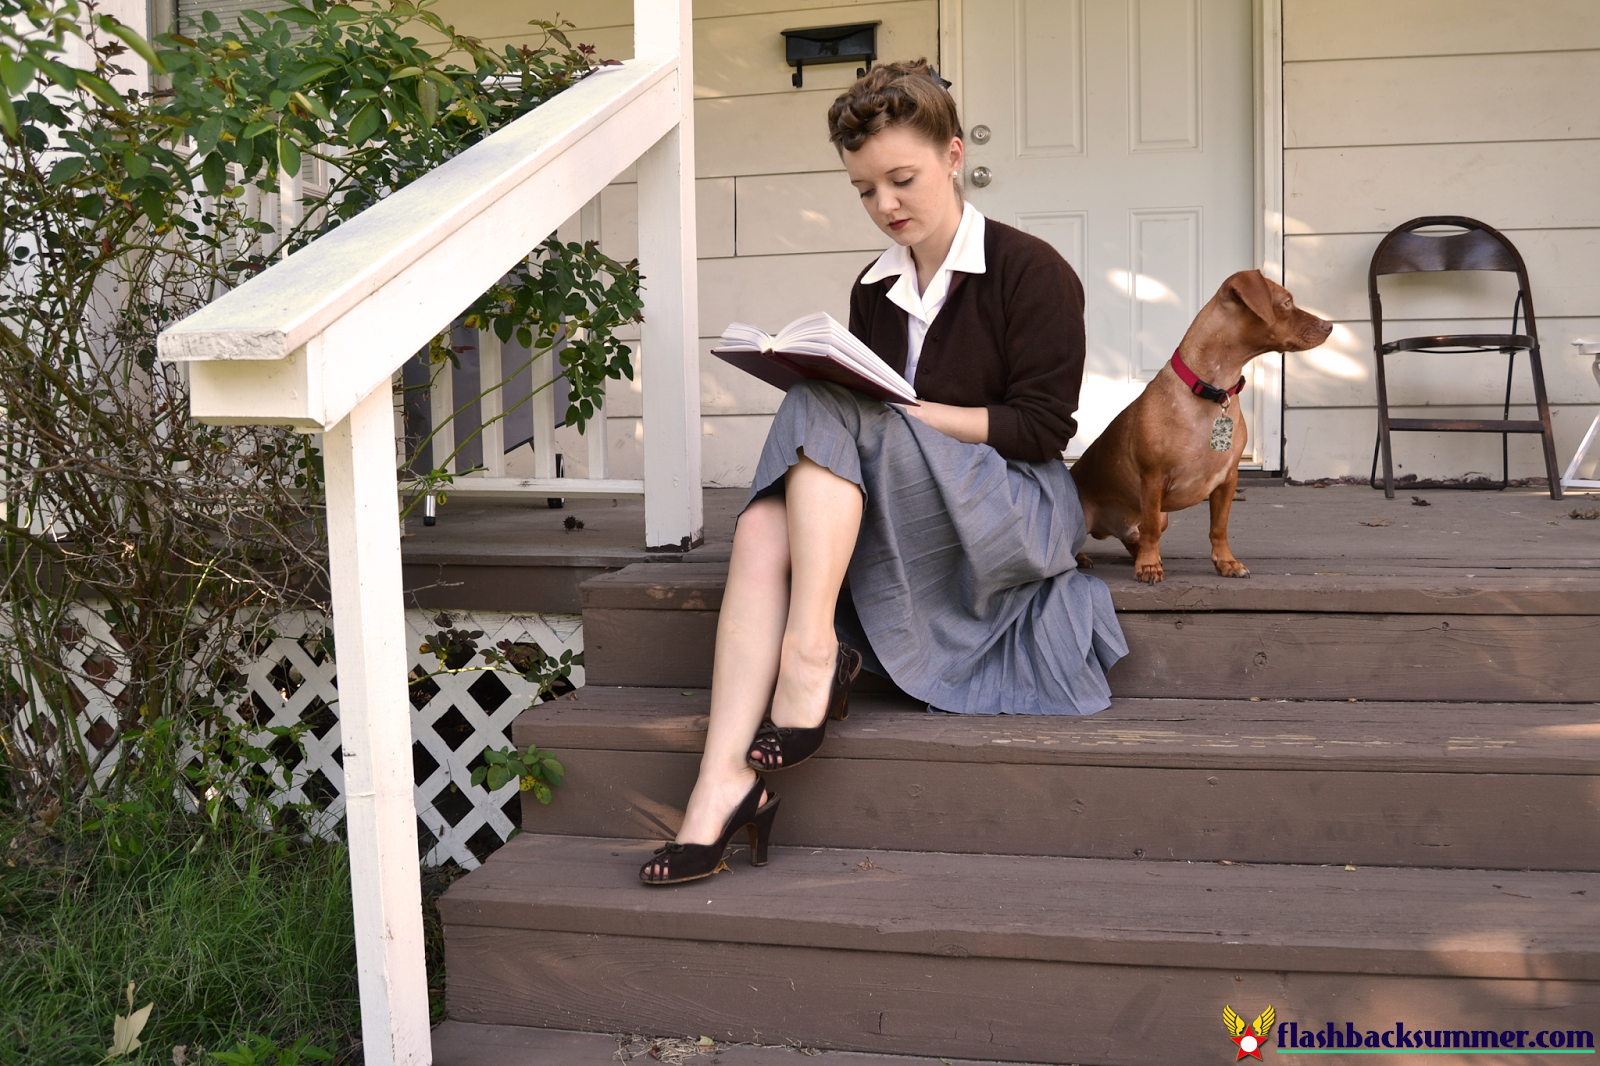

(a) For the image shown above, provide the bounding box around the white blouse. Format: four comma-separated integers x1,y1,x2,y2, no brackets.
858,201,988,388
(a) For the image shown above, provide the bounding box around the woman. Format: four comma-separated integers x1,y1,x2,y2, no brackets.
640,61,1126,886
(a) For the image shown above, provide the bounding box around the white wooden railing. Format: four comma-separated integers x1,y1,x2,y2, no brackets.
156,3,699,1062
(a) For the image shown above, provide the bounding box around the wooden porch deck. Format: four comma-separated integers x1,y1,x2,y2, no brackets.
427,484,1600,1066
403,482,1600,612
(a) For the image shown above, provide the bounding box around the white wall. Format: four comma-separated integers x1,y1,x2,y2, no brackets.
1281,0,1600,483
433,0,927,486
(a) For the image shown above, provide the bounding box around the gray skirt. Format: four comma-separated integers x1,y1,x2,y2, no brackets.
744,381,1127,716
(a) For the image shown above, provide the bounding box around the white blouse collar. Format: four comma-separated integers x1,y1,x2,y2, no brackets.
860,201,987,323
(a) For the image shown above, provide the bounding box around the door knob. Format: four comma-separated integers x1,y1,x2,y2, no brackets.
970,165,993,188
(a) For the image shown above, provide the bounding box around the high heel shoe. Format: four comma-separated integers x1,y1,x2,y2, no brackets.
747,643,862,773
640,774,779,886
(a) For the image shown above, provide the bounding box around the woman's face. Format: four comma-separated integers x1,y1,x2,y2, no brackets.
843,124,964,249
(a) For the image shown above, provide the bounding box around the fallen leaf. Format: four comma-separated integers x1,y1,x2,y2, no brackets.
172,1047,188,1066
107,983,153,1059
1360,518,1390,527
1233,492,1247,502
856,858,876,870
1345,864,1357,871
680,691,695,696
713,858,730,874
1218,860,1237,866
1411,496,1430,506
1568,508,1599,520
698,1036,716,1047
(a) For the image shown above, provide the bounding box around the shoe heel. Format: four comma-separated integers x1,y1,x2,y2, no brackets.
747,797,780,867
830,693,850,722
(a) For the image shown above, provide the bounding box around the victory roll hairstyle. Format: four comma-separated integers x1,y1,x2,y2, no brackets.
827,59,962,154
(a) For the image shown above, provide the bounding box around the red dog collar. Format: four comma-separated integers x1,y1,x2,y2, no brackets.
1171,349,1246,407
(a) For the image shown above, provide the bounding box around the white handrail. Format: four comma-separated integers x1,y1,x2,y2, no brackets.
155,4,701,1061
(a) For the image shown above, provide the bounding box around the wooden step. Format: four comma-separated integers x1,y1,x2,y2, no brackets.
513,688,1600,871
579,562,1600,701
432,1020,1034,1065
440,833,1600,1065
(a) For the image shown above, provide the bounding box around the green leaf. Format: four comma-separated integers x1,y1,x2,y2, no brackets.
193,114,223,155
0,93,14,141
469,767,487,786
202,10,221,33
241,121,275,141
202,151,228,195
47,155,86,184
347,101,380,144
287,62,338,89
76,70,124,109
0,55,35,96
277,132,300,178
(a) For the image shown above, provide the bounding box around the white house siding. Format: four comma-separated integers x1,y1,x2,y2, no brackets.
1281,0,1600,483
432,0,919,487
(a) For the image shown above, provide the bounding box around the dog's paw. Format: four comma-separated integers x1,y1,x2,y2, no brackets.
1212,556,1251,578
1134,560,1165,584
1075,552,1095,570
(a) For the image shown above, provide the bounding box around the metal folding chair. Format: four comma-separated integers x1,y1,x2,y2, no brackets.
1367,215,1563,499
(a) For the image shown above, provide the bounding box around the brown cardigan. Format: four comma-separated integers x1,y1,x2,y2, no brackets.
847,219,1085,463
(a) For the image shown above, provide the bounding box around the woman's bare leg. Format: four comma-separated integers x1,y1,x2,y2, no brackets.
769,456,864,734
668,456,863,853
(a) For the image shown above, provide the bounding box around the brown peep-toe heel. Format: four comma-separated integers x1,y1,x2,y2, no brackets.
747,643,862,773
640,775,779,886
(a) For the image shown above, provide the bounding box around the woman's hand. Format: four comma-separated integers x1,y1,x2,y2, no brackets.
897,400,989,445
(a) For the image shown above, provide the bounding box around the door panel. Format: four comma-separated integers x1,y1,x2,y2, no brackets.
961,0,1255,457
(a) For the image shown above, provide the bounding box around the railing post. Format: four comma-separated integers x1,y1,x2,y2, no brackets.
323,386,431,1066
636,0,702,551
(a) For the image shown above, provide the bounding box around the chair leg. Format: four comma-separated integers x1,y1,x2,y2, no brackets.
1374,350,1397,499
1527,344,1564,500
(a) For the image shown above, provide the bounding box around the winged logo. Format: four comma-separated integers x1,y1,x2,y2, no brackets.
1224,1004,1275,1060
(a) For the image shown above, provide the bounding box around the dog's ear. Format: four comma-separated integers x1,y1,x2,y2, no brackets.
1224,270,1277,326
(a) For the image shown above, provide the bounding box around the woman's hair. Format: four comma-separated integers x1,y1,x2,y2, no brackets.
827,59,962,154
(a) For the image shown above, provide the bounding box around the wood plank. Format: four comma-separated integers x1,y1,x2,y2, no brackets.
581,559,1600,615
517,692,1600,774
691,1,938,100
445,927,1600,1064
583,606,720,686
1285,229,1600,324
512,694,1600,867
431,1020,1031,1066
1284,0,1600,62
594,177,737,261
1282,403,1600,486
735,172,890,256
1284,315,1600,408
699,251,871,339
402,562,613,614
1286,142,1600,235
1112,612,1599,702
1285,51,1600,149
697,91,851,178
443,835,1600,979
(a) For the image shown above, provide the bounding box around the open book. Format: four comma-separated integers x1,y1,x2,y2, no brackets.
712,312,919,406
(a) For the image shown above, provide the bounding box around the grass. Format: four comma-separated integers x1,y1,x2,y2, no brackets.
0,814,364,1064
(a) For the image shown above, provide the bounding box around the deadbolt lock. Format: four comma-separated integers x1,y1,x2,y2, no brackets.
971,124,991,144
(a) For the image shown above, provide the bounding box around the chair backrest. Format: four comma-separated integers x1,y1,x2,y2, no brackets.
1368,215,1537,342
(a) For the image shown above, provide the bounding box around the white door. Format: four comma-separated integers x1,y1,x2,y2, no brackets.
958,0,1264,462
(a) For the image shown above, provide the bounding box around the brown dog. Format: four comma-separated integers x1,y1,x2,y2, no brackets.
1070,271,1331,584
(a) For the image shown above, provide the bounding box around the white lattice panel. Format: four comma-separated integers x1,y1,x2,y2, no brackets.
4,607,582,870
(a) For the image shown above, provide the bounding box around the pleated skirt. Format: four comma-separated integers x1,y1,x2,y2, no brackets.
744,381,1127,716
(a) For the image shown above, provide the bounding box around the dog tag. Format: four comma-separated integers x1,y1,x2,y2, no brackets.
1210,414,1235,452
